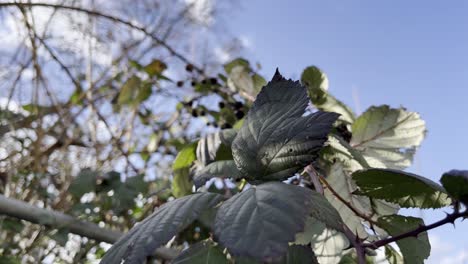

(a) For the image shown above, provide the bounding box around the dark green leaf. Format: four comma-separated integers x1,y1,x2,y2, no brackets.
68,169,97,199
0,256,20,264
172,240,228,264
235,245,318,264
101,192,223,264
172,142,197,198
377,215,430,264
301,66,355,124
193,160,243,188
49,229,69,246
214,182,322,261
440,170,468,204
232,71,339,182
351,105,426,170
353,168,451,208
112,175,148,214
2,217,24,233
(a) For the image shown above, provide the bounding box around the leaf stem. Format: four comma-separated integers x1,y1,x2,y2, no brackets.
316,171,378,225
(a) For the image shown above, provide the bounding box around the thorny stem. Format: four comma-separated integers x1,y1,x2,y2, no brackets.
363,208,468,250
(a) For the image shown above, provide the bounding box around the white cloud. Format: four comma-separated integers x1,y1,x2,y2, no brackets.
184,0,215,26
427,234,468,264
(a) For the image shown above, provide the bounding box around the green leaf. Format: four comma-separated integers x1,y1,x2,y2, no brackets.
350,105,426,170
377,215,430,264
144,59,167,77
135,82,152,103
193,160,243,188
22,104,56,115
68,169,97,199
224,58,250,74
252,73,267,94
172,240,228,264
301,66,355,124
440,170,468,205
100,192,223,264
214,182,322,261
385,245,404,264
172,142,198,198
353,168,451,208
232,70,339,182
117,75,141,105
321,134,370,171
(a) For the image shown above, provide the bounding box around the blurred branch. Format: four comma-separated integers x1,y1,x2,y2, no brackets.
0,1,206,74
0,194,179,260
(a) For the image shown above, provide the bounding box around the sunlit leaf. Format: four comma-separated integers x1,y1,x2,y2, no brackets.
172,142,197,198
351,105,426,170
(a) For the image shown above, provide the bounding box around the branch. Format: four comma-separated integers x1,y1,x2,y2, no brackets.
363,208,468,249
0,194,179,260
0,2,205,74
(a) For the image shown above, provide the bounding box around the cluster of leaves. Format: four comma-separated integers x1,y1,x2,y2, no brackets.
100,62,467,264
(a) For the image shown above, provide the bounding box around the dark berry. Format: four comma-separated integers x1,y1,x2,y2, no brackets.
221,123,232,129
200,110,206,116
209,78,218,85
176,81,184,87
218,102,225,109
213,123,218,128
191,109,198,117
185,64,194,72
191,81,196,87
201,79,207,85
235,110,245,119
234,101,243,109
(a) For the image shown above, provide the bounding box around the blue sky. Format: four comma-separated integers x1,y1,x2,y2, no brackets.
227,1,468,262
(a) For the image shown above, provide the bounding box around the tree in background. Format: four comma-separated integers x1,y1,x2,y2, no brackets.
0,1,467,264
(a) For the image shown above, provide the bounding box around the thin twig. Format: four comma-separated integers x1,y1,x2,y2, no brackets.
0,2,206,74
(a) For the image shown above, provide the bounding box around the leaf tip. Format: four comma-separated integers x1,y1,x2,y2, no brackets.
272,68,285,82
